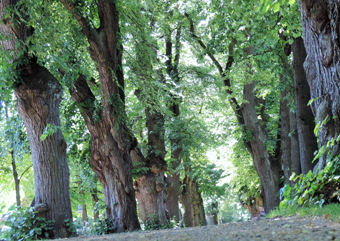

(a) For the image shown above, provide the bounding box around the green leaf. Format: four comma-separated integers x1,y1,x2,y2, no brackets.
289,0,296,5
273,2,281,12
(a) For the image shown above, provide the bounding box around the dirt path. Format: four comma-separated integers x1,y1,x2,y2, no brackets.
66,216,340,241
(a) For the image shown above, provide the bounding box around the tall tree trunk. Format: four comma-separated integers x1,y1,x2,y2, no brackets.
61,0,140,232
164,24,182,222
180,175,207,227
0,1,72,238
130,21,168,225
290,109,302,177
280,89,302,186
91,177,99,220
164,143,181,222
10,150,21,207
5,107,21,207
292,37,318,174
69,75,139,232
133,107,167,226
91,192,99,220
241,82,281,212
15,62,72,238
207,201,218,225
186,15,281,212
82,204,88,222
280,90,293,186
298,1,340,171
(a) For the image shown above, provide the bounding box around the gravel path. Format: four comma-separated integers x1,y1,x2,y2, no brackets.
65,216,340,241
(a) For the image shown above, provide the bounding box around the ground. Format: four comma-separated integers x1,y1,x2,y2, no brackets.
65,215,340,241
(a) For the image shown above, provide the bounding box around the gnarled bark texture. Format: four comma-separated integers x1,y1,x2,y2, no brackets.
180,175,207,227
130,21,168,225
133,107,167,225
15,63,72,238
298,0,340,171
61,0,141,232
292,37,318,174
69,76,139,232
1,1,72,238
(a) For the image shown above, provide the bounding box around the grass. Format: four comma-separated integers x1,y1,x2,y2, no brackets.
267,203,340,220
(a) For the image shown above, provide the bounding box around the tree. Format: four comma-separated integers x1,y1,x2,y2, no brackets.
297,1,340,171
0,99,32,208
122,2,168,225
59,0,140,231
184,1,283,211
0,1,73,238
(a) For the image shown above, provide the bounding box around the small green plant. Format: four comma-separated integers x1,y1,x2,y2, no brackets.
132,162,149,178
279,141,340,208
40,123,62,141
91,218,115,235
0,206,54,241
144,214,177,231
268,203,340,220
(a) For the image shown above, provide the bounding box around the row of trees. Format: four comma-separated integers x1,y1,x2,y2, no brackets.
1,0,339,239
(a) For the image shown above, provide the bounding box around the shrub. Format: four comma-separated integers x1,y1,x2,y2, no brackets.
0,206,54,241
144,214,177,230
280,151,340,208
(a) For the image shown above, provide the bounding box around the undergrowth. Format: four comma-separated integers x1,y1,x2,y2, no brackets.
268,203,340,220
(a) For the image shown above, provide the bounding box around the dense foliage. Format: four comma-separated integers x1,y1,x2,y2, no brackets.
0,0,339,238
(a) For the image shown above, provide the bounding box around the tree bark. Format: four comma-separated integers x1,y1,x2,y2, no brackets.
298,0,340,171
10,150,21,207
292,37,318,174
82,204,88,222
290,109,302,179
0,1,73,238
280,90,293,186
164,25,182,223
133,106,167,225
132,106,167,226
91,177,99,220
15,62,72,238
207,201,218,225
129,26,168,225
185,15,281,212
164,145,181,222
241,82,281,212
61,0,140,232
5,107,21,207
69,76,139,232
180,175,207,227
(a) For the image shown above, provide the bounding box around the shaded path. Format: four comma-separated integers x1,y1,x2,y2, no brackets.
66,216,340,241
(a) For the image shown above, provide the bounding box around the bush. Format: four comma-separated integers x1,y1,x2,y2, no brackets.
144,214,177,231
0,206,54,241
280,152,340,208
91,218,115,235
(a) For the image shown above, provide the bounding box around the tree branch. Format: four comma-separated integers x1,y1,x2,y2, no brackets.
69,75,97,125
185,13,224,76
18,164,33,181
184,12,252,154
59,0,97,41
